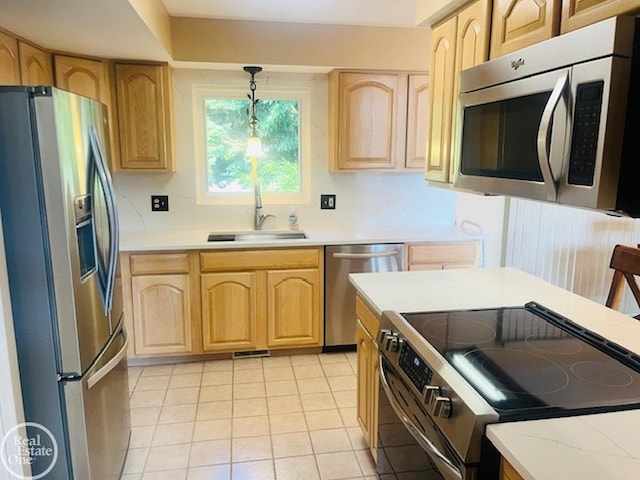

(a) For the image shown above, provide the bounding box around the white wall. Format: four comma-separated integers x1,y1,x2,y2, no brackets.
505,198,640,314
455,191,507,268
114,69,457,233
0,215,28,479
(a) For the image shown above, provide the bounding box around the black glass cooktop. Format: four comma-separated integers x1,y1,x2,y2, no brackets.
403,302,640,419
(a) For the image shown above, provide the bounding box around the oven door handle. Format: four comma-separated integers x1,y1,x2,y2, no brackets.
537,71,568,202
379,355,464,480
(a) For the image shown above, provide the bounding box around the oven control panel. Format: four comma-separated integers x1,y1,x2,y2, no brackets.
380,328,454,419
398,343,432,393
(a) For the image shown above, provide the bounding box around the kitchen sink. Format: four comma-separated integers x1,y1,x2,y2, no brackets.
207,231,307,242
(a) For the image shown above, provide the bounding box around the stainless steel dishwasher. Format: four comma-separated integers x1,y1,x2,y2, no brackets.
324,244,404,350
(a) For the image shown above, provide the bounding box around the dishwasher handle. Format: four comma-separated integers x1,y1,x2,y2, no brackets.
332,250,401,260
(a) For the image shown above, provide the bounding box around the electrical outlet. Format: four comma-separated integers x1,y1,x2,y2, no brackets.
320,194,336,210
151,195,169,212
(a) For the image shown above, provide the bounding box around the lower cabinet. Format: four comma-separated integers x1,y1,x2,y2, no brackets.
500,457,525,480
131,273,195,356
405,241,480,270
267,269,322,348
201,272,260,352
200,249,323,353
356,294,380,456
122,252,201,358
122,247,324,359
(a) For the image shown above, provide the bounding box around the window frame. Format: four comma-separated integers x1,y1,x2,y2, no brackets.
193,84,311,205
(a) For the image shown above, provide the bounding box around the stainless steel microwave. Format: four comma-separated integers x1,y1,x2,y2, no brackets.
453,16,640,216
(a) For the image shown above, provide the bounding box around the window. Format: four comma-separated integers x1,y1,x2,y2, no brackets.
194,85,310,204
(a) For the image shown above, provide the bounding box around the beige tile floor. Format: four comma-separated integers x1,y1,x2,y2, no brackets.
121,352,377,480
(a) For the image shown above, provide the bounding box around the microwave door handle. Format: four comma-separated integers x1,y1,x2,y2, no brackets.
537,72,569,202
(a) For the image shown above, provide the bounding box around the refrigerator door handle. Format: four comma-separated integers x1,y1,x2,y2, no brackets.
89,126,119,316
87,325,128,390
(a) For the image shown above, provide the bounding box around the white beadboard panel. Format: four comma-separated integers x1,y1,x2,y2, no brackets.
506,198,640,316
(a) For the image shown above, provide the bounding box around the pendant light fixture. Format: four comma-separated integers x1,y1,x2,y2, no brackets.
244,66,264,157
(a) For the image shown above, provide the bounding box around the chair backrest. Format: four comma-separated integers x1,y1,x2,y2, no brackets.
605,244,640,317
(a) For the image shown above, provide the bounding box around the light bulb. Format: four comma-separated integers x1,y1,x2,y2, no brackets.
246,136,264,157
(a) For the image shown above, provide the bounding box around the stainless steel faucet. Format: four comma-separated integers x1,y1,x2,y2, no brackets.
254,183,274,230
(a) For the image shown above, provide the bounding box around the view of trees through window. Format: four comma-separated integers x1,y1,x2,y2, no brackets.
204,97,301,193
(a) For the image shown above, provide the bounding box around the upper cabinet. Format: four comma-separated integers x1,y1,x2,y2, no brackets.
0,31,20,84
18,41,52,86
54,55,111,104
490,0,560,58
406,74,430,169
113,63,175,172
53,55,120,166
329,70,429,172
426,0,491,183
561,0,640,33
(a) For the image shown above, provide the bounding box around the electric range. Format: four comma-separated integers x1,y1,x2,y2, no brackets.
377,302,640,480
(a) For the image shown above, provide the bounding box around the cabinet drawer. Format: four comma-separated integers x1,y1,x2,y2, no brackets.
407,242,478,266
356,295,380,338
201,248,320,272
130,253,190,275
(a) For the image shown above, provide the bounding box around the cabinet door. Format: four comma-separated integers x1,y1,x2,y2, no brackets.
0,31,20,84
561,0,637,33
132,274,194,356
405,74,429,169
53,55,111,104
266,269,322,348
201,272,259,352
332,72,407,171
369,338,380,454
114,63,174,171
18,41,52,86
490,0,560,58
356,320,373,445
426,16,458,183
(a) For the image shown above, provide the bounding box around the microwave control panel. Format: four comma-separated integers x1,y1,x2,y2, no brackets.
568,81,604,187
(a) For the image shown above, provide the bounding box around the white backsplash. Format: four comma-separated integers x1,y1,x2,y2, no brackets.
113,69,457,232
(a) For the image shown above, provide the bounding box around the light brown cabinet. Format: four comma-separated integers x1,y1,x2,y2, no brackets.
490,0,560,58
113,62,175,172
201,271,261,352
122,252,201,357
0,30,20,84
18,41,52,86
267,268,322,348
329,70,429,172
500,457,525,480
53,54,120,166
53,55,111,105
406,74,430,169
405,241,480,270
200,247,323,353
355,294,380,455
426,0,491,184
561,0,640,33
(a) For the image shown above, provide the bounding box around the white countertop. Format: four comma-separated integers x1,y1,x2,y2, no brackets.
119,224,480,251
349,267,640,480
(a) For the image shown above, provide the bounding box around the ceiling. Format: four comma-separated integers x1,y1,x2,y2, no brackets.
162,0,418,28
0,0,420,64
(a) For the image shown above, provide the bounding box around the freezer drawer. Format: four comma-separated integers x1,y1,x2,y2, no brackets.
324,244,404,348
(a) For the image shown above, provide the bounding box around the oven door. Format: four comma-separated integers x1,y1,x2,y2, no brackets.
453,67,570,203
377,356,468,480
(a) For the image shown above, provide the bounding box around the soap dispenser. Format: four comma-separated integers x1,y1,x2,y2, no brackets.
288,207,299,231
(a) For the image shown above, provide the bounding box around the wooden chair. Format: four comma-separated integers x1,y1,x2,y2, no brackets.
605,244,640,320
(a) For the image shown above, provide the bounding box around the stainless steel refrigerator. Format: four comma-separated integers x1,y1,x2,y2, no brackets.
0,87,130,479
